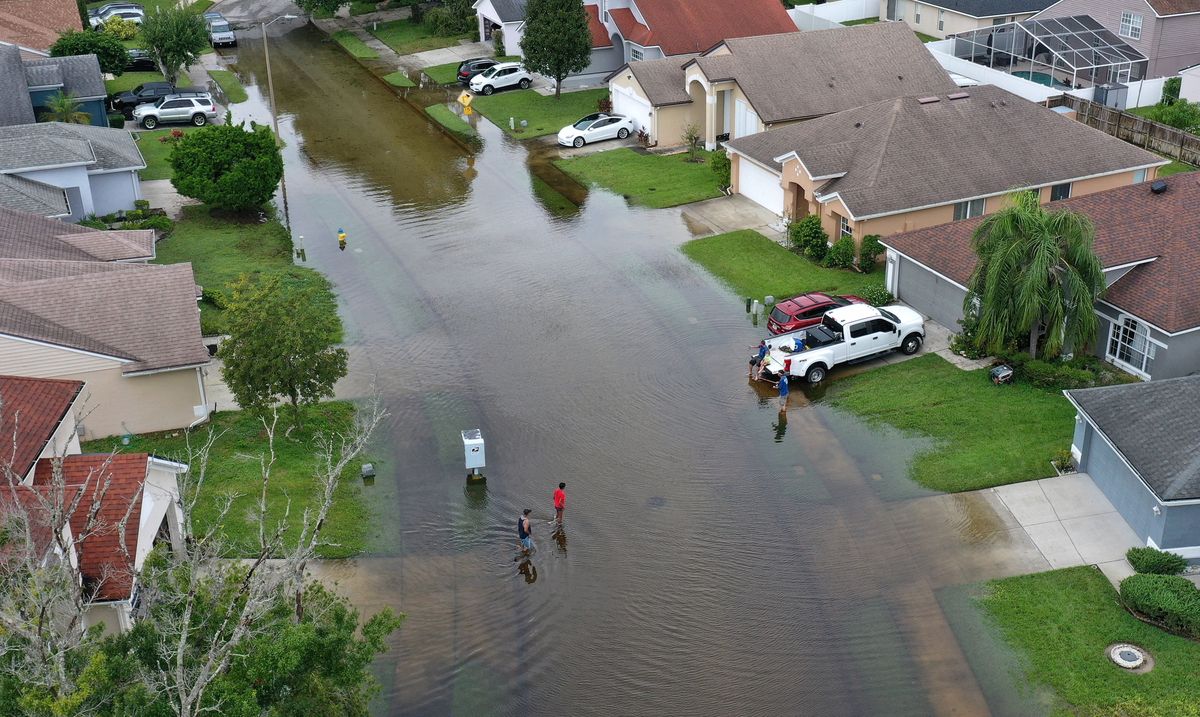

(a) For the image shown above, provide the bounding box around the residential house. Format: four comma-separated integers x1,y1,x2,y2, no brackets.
476,0,796,79
0,121,146,220
609,22,956,152
1182,61,1200,100
723,85,1164,223
881,0,1058,39
0,204,154,262
0,374,186,634
1034,0,1200,77
1065,376,1200,556
0,0,83,53
880,172,1200,380
0,43,109,128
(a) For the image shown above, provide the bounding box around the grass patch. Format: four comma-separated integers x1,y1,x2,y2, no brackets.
367,18,471,55
842,17,879,25
1127,105,1158,119
382,71,415,88
350,0,379,14
681,229,883,300
332,30,379,59
423,61,462,85
979,566,1200,715
555,148,723,208
915,31,940,42
424,104,478,141
134,127,196,180
826,353,1075,492
472,87,608,138
1159,159,1195,177
83,402,371,558
208,69,247,104
155,205,332,335
105,70,164,96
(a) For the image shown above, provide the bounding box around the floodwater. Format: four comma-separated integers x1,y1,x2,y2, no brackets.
223,26,1048,717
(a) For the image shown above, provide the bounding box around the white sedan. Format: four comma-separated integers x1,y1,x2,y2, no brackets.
468,62,532,95
557,114,635,148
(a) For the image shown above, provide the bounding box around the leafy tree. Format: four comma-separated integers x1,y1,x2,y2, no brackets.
788,214,828,262
681,122,702,161
170,121,284,211
102,15,139,40
50,29,128,76
1146,98,1200,133
220,274,349,418
139,5,208,85
520,0,592,98
38,92,91,124
965,190,1105,359
294,0,350,14
423,0,475,35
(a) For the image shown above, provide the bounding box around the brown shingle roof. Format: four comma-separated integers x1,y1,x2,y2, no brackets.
622,0,796,55
0,0,82,52
728,86,1164,218
693,23,958,124
882,172,1200,333
0,374,82,478
621,54,696,106
0,260,209,372
1146,0,1200,15
0,205,153,262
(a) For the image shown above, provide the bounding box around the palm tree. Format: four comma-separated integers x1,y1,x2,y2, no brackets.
38,92,91,124
965,190,1105,359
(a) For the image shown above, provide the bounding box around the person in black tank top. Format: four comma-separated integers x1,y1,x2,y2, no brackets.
518,508,533,552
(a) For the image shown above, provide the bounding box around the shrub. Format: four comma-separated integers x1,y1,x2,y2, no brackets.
788,214,828,261
1163,76,1181,105
107,112,126,129
859,284,894,307
134,199,150,211
103,16,139,40
78,216,107,230
1022,359,1094,389
597,95,613,114
126,214,175,237
1127,546,1189,575
1052,449,1074,473
858,234,884,273
202,287,229,310
492,27,504,56
949,311,988,359
710,151,731,189
1120,573,1200,638
170,122,283,211
824,237,855,269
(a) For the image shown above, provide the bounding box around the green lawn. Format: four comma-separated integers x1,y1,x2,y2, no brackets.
423,62,461,85
1127,105,1157,119
350,0,379,14
979,567,1200,716
382,71,415,88
842,17,879,25
332,30,379,60
471,88,608,138
134,127,196,180
367,19,471,55
555,148,724,208
916,31,940,42
424,104,478,141
155,205,334,335
827,353,1075,492
1159,160,1196,177
681,230,884,300
83,402,371,558
208,69,248,104
105,70,164,96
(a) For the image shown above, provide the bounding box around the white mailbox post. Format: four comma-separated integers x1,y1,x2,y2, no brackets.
462,429,486,481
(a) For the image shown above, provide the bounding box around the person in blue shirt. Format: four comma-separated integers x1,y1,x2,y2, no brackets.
777,372,789,412
749,340,768,378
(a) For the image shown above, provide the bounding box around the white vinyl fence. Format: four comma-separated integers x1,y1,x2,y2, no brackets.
789,0,879,31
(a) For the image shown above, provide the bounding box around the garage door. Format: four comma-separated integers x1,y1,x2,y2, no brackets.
895,256,968,329
612,85,652,134
737,158,784,215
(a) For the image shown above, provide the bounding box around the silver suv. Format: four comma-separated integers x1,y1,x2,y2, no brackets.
133,93,218,129
207,14,237,47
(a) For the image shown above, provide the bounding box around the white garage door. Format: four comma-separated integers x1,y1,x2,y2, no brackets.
612,85,653,133
737,158,784,215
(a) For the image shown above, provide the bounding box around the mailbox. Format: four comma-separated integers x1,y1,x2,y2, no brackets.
461,429,486,470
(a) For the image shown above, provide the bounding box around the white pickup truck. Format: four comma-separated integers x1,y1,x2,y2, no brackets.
759,304,925,384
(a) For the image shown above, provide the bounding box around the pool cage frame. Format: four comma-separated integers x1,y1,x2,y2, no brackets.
948,15,1148,90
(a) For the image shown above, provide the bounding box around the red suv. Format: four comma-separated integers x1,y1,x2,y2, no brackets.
767,292,865,334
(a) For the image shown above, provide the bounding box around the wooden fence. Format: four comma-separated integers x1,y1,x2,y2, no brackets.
1048,95,1200,167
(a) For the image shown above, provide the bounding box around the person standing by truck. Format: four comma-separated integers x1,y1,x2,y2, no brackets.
777,372,789,412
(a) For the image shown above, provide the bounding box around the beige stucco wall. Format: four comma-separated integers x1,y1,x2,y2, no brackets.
655,102,703,148
84,601,131,635
883,1,1038,39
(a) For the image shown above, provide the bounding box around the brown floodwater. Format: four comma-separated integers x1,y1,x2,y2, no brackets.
223,26,1050,717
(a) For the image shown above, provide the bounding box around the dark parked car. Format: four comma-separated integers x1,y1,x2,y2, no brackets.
766,292,866,335
456,58,498,85
125,48,156,71
111,82,175,113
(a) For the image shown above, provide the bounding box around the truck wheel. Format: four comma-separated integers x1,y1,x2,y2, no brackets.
901,333,922,355
805,364,827,384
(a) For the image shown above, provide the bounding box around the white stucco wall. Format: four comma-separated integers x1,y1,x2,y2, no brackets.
88,170,141,216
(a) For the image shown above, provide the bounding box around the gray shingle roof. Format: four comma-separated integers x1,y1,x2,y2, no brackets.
0,175,68,216
0,135,94,171
24,54,106,98
623,54,697,106
0,45,35,126
691,23,958,124
23,62,61,88
0,205,153,261
0,122,144,172
1067,376,1200,501
921,0,1057,17
727,85,1164,218
488,0,526,22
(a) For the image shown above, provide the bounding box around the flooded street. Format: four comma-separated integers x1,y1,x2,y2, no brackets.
223,26,1044,716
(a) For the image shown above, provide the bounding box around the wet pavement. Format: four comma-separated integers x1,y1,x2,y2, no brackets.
219,25,1052,716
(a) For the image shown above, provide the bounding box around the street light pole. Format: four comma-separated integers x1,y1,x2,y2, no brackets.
261,15,297,230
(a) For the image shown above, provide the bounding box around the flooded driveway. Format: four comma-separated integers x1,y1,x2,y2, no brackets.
224,26,1046,716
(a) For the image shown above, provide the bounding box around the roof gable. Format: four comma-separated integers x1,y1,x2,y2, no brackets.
624,0,796,55
0,205,154,262
24,55,106,99
0,44,34,126
0,174,69,216
0,122,144,173
0,374,82,478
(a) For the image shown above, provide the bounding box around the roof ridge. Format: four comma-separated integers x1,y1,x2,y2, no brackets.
855,97,907,190
0,297,133,359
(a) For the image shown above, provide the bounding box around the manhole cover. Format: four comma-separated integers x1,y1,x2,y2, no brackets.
1109,643,1147,669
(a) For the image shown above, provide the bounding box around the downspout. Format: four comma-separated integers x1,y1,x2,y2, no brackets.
187,366,209,429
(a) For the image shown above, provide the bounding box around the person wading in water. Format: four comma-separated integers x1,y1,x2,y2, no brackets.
518,508,534,553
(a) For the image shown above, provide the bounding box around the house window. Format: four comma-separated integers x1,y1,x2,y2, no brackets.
1119,11,1142,40
914,3,921,24
953,198,985,220
937,9,944,31
600,0,608,22
1050,182,1072,201
629,46,643,62
992,17,1005,25
1133,169,1147,184
839,215,853,240
1107,316,1155,376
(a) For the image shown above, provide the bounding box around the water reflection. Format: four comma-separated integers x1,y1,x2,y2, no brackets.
515,556,538,584
771,413,788,443
551,525,567,554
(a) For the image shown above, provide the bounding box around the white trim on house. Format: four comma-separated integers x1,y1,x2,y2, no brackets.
0,332,130,363
1096,299,1200,337
771,150,847,181
1147,537,1200,559
87,165,146,175
122,361,210,378
1103,257,1159,274
1103,312,1163,379
3,160,94,173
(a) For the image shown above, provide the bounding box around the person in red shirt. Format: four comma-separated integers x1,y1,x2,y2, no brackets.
553,482,566,525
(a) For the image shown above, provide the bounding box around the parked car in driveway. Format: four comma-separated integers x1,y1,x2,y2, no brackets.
469,62,532,95
207,17,237,47
456,58,498,85
125,48,156,71
132,92,218,129
111,81,177,113
557,114,634,147
89,6,144,28
767,292,865,335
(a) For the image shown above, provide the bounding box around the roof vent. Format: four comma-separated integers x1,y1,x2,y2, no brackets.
854,121,863,128
897,75,904,81
1151,180,1168,194
947,91,970,100
917,96,940,104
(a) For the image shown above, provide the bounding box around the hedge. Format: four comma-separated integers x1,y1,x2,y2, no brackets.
1127,546,1188,575
1119,573,1200,638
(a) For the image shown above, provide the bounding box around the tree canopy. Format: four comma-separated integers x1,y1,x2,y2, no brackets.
38,92,91,124
520,0,593,98
170,121,284,211
139,5,208,85
965,190,1106,358
50,29,128,76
